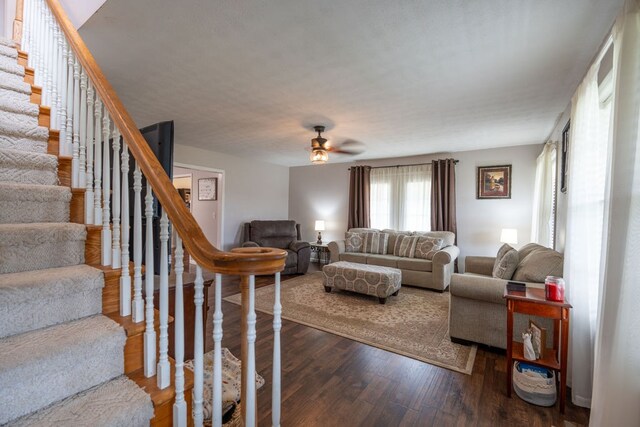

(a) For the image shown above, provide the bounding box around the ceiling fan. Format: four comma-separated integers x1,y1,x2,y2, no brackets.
309,125,364,164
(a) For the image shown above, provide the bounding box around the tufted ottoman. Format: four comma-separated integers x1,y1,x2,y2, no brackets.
322,261,402,304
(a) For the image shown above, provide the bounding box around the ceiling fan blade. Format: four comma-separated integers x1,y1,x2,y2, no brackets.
327,139,365,155
329,148,363,155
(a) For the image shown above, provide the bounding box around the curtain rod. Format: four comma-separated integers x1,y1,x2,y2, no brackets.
348,160,459,170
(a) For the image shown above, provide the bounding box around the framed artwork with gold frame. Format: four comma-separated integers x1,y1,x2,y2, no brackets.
477,165,512,199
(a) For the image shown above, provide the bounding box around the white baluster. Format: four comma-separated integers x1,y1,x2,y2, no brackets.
50,24,59,130
120,142,131,317
101,111,111,266
42,8,51,106
36,2,44,86
245,275,257,427
157,211,170,389
144,183,156,377
173,236,187,427
22,0,30,53
84,83,94,224
47,9,55,107
71,57,80,187
78,70,87,189
30,0,38,75
31,0,39,77
193,265,205,427
212,273,223,427
93,98,102,225
48,9,55,107
65,50,74,174
131,164,144,323
272,272,282,427
56,26,65,133
112,127,121,269
58,39,67,154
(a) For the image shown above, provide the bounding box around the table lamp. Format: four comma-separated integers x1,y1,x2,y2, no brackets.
500,228,518,245
315,220,325,244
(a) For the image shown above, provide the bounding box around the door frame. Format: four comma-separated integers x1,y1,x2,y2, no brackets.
173,162,225,249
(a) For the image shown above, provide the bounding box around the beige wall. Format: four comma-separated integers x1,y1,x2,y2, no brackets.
289,144,541,271
174,144,289,250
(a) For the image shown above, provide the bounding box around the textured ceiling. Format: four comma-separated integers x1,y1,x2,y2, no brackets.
79,0,622,166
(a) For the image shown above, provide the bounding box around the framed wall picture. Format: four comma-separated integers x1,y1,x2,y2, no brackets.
198,177,217,201
477,165,512,199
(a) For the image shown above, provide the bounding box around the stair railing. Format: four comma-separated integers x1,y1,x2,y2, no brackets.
15,1,286,426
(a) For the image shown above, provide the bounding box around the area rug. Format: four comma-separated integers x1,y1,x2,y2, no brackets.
224,272,476,375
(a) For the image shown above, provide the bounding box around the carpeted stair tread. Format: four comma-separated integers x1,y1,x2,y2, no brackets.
0,223,86,274
0,37,16,48
0,315,126,425
0,54,24,77
0,108,41,127
0,90,37,116
0,75,31,95
0,147,58,185
6,376,154,427
0,43,17,59
0,69,27,87
0,183,70,223
0,110,48,140
0,264,104,338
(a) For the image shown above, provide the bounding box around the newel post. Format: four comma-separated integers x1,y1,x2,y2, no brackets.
13,0,24,44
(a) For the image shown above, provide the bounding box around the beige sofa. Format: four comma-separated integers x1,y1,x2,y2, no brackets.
449,243,563,349
327,228,460,292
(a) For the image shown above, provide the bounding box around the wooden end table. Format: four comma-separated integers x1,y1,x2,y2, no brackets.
504,287,572,413
309,242,330,264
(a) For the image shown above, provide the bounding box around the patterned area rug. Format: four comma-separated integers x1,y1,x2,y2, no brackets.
224,272,476,375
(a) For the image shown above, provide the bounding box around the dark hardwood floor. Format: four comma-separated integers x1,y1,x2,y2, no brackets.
204,264,589,426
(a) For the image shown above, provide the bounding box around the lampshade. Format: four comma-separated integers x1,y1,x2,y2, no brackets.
315,220,325,231
500,228,518,245
310,149,328,164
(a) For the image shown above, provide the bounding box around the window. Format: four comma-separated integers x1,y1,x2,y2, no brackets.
370,164,432,231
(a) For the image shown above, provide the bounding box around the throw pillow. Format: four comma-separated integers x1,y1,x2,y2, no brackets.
492,248,519,279
414,237,445,260
384,231,411,255
517,243,546,260
495,243,513,264
345,232,364,253
394,235,419,258
362,232,389,255
512,249,564,283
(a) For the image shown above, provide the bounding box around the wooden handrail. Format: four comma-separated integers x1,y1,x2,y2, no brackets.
42,0,286,274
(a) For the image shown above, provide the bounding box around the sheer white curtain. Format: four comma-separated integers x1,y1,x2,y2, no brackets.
370,164,431,231
564,56,614,407
531,142,557,247
590,1,640,424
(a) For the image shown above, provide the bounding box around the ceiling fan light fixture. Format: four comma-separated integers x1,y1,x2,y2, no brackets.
310,149,329,164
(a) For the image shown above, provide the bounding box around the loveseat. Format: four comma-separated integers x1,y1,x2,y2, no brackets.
449,243,563,349
242,220,311,275
327,228,460,291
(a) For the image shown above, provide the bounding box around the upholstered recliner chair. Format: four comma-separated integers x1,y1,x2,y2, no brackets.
242,220,311,275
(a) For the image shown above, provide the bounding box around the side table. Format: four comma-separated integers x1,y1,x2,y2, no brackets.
504,287,572,413
309,242,330,265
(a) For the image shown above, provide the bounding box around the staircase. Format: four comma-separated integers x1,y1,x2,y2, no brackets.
0,0,288,426
0,36,154,425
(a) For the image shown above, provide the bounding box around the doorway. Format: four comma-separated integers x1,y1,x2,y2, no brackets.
173,165,224,249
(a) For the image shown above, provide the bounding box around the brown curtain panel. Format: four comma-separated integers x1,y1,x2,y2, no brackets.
347,166,371,229
431,159,457,238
